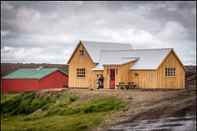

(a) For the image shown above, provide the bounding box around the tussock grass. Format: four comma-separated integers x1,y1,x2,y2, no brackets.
1,92,79,115
1,91,127,131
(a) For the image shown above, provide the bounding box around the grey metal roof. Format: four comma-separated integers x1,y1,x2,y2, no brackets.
92,48,172,70
99,50,138,65
70,40,173,70
81,40,133,63
129,49,172,69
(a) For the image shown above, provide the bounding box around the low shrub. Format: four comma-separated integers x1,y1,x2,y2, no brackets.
70,95,79,102
82,97,127,113
1,91,79,115
55,97,127,116
30,99,48,110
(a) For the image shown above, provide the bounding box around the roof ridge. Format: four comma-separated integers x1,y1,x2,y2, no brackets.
100,49,132,52
81,40,131,45
132,48,173,51
100,48,172,52
121,56,140,59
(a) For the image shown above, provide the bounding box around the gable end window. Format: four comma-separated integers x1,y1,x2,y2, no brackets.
165,68,176,77
79,49,84,55
77,68,85,78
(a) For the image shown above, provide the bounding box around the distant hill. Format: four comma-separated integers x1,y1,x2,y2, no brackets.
1,63,68,77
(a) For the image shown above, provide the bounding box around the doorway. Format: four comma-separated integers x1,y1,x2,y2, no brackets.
110,69,115,89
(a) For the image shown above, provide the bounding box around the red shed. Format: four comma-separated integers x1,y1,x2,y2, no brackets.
1,68,68,93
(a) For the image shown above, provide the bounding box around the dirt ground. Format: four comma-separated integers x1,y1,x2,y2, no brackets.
63,87,196,131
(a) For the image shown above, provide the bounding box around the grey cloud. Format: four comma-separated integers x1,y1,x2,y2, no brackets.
1,1,196,65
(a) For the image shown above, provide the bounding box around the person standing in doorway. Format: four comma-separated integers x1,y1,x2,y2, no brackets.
96,74,100,89
99,74,104,89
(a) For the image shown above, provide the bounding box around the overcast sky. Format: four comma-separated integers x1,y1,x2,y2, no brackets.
1,1,196,65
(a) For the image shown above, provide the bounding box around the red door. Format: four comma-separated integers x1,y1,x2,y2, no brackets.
110,69,115,89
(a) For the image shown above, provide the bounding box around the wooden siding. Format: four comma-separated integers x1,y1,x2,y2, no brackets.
102,62,133,89
117,62,133,86
2,79,39,93
103,66,110,89
1,71,68,93
156,51,185,89
68,41,185,89
130,70,157,88
39,71,68,89
68,43,95,88
130,51,185,89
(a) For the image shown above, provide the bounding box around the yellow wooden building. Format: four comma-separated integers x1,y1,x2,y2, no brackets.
67,40,185,89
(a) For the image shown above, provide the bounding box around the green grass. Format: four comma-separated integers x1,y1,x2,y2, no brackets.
1,91,127,131
1,113,104,131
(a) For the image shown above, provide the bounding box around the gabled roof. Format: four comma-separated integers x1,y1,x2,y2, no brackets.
81,40,133,63
99,50,138,65
92,48,173,70
130,48,172,69
2,68,66,79
92,51,138,70
67,40,182,70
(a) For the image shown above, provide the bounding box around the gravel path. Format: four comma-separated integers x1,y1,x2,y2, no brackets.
108,115,196,131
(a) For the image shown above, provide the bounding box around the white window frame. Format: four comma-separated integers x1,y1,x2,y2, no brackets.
76,68,85,78
165,68,176,77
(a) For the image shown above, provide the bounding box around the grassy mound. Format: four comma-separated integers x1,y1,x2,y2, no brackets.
1,91,127,131
1,91,79,115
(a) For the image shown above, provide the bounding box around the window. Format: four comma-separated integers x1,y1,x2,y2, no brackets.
165,68,176,77
77,68,85,78
79,49,84,55
134,72,138,76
